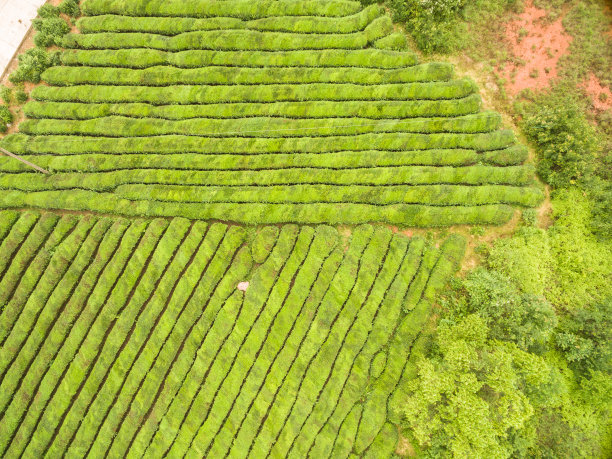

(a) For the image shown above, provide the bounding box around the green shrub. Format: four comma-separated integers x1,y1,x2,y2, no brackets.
33,17,71,47
523,208,538,226
78,5,381,35
0,86,12,105
37,4,60,18
556,297,611,374
388,0,467,54
463,268,557,351
15,89,28,104
31,79,477,104
24,96,480,121
58,0,81,17
9,48,60,84
488,226,551,296
18,112,502,137
522,103,598,188
0,106,12,132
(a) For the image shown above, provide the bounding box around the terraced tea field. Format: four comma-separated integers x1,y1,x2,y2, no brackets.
0,0,544,456
0,210,463,457
0,0,542,226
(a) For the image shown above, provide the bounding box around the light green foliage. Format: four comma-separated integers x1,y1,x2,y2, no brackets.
402,314,552,458
373,32,408,50
488,226,551,296
370,351,387,379
251,226,280,263
488,190,611,309
0,0,538,225
0,212,463,457
547,189,612,308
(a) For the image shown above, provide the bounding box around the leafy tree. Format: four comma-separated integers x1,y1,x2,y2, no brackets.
9,48,60,84
401,315,552,458
33,17,71,47
463,268,557,352
521,103,598,189
59,0,81,17
388,0,467,53
556,297,612,374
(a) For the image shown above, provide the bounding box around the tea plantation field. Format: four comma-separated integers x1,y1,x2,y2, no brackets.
0,210,463,457
0,0,541,456
0,0,542,226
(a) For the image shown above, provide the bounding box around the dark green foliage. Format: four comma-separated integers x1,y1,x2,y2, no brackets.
37,4,60,19
0,86,12,105
59,0,81,17
556,297,611,374
388,0,467,54
9,48,60,84
0,106,12,132
33,17,71,47
522,102,598,189
15,90,28,104
463,268,557,351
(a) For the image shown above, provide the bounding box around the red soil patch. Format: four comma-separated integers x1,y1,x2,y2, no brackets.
499,1,572,96
581,73,612,111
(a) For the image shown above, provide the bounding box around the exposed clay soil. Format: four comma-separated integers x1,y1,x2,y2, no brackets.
499,0,572,96
582,73,612,111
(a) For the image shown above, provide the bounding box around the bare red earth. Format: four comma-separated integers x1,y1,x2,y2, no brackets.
582,73,612,111
500,1,572,96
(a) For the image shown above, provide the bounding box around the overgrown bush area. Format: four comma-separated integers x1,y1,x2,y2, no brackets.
362,0,520,54
398,189,611,457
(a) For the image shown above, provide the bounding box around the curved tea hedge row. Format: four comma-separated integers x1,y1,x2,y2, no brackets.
76,4,383,35
59,48,420,69
0,0,541,225
41,62,453,86
81,0,364,19
62,16,394,51
23,96,482,120
0,211,463,458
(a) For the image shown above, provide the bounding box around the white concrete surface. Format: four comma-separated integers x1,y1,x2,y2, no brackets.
0,0,47,78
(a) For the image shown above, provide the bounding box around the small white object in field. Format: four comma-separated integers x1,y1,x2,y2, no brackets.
237,281,249,291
